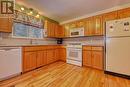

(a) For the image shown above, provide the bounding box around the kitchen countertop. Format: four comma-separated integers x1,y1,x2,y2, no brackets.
82,45,104,47
0,44,104,47
0,44,65,47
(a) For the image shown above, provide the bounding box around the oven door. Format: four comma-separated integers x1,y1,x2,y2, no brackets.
67,48,82,61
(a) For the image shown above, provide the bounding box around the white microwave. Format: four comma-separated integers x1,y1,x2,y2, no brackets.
70,27,84,37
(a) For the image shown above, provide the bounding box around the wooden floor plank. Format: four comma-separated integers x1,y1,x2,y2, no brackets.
0,62,130,87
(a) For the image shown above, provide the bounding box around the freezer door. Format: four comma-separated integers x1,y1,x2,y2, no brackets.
106,37,130,75
106,17,130,37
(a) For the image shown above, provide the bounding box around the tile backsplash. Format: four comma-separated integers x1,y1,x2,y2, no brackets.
63,36,105,46
0,32,57,46
0,32,105,46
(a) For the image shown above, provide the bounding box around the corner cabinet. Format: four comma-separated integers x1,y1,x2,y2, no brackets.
44,20,65,38
83,46,104,70
0,17,13,33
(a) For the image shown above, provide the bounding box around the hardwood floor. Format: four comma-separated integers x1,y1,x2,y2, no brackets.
0,61,130,87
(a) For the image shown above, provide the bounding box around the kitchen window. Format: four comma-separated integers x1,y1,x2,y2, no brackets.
12,22,43,39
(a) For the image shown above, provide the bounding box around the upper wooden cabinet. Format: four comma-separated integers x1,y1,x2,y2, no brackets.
44,20,65,38
103,11,118,22
102,11,118,34
62,24,70,37
76,19,85,28
44,20,55,37
84,17,94,36
0,17,13,33
118,7,130,19
93,15,103,35
55,25,65,38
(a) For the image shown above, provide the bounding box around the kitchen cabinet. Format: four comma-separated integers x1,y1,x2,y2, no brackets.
92,47,103,70
46,49,55,64
102,11,118,35
37,51,47,68
62,24,70,37
103,11,118,21
22,45,66,73
23,51,37,72
118,7,130,19
83,46,103,70
55,25,65,38
93,15,103,35
84,17,94,36
44,20,65,38
59,48,66,62
44,20,55,37
0,17,13,32
76,19,85,28
83,46,92,67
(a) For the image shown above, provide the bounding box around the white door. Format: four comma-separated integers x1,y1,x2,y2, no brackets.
106,17,130,37
106,37,130,75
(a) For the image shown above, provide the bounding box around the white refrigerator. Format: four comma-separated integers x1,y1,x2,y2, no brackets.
106,17,130,76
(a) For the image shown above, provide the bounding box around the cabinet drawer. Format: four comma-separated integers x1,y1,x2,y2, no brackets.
92,47,103,51
83,46,92,50
23,46,42,52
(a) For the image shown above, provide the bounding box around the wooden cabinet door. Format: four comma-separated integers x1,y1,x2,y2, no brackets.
93,15,103,35
37,51,47,68
76,19,85,28
103,11,118,21
46,49,55,64
44,20,55,37
92,51,103,70
83,50,92,67
63,24,70,37
59,48,66,62
103,11,118,35
84,18,94,36
57,25,65,38
55,49,60,61
23,52,37,72
118,7,130,19
0,18,12,32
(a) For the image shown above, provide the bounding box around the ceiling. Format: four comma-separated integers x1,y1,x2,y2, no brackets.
16,0,130,23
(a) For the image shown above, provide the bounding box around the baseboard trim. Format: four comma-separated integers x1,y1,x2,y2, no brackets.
104,71,130,79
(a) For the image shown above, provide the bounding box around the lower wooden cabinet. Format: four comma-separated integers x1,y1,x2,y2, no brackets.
59,48,66,62
46,49,55,64
37,51,47,68
83,46,104,70
83,50,92,67
92,51,103,70
23,52,37,72
22,46,66,73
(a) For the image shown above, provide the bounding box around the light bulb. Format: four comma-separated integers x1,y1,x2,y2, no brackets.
21,7,24,11
30,11,33,14
36,14,40,18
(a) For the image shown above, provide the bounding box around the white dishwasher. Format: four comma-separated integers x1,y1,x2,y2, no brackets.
0,47,22,81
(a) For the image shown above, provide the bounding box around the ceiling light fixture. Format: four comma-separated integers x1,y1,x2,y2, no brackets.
21,7,24,11
36,14,40,18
